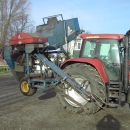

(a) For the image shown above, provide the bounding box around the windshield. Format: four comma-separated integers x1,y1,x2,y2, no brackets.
81,39,120,80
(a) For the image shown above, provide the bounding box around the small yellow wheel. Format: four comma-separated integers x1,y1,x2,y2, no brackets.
20,77,37,96
21,81,29,93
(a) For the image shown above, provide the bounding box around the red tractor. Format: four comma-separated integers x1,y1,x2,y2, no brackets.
3,14,130,115
57,33,130,114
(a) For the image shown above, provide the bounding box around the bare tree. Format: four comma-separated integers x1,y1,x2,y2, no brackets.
0,0,35,49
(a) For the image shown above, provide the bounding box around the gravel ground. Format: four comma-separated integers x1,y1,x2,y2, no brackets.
0,73,130,130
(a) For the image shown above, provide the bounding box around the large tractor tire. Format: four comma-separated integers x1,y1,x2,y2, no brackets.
57,63,105,115
20,77,37,96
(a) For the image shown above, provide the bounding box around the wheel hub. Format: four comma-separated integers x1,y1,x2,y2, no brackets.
21,81,29,93
64,75,91,107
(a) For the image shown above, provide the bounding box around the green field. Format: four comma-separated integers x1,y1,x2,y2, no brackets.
0,66,11,75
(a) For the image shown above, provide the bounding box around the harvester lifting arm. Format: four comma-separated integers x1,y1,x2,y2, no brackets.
34,53,88,94
34,53,106,108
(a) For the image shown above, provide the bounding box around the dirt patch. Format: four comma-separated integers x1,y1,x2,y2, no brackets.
0,74,130,130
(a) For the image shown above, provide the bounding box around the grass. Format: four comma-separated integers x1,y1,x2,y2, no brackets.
0,66,11,75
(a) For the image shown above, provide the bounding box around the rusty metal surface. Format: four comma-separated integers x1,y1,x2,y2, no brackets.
14,62,24,72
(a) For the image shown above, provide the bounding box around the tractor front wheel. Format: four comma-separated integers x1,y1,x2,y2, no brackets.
57,63,105,115
20,77,37,96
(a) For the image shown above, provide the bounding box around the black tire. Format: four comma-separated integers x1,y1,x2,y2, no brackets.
20,77,37,96
57,63,105,115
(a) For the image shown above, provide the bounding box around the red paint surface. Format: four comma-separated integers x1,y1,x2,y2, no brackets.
10,33,48,45
81,34,124,40
61,58,109,83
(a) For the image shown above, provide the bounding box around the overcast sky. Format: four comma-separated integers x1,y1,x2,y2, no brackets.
31,0,130,34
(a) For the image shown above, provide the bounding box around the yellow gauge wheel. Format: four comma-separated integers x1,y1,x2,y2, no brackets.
21,81,29,93
20,77,37,96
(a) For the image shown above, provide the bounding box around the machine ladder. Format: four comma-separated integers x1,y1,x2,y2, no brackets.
106,81,122,107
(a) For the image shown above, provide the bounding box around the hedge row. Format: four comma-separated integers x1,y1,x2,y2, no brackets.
0,66,10,72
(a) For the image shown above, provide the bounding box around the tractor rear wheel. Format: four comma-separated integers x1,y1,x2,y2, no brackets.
20,77,37,96
57,63,105,115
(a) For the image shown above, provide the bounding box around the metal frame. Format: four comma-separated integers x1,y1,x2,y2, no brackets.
42,14,63,24
24,51,93,101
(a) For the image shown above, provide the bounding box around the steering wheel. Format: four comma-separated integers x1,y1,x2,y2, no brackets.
102,57,113,68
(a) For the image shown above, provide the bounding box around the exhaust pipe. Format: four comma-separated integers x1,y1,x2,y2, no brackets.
123,30,130,92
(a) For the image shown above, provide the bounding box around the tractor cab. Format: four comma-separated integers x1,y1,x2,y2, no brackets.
80,34,124,81
75,34,127,107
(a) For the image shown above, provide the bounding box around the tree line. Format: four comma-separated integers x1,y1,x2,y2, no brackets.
0,0,34,50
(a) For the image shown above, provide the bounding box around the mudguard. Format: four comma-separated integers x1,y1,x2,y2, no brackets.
60,57,109,83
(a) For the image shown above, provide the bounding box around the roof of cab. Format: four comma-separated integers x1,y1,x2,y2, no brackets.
81,34,124,40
